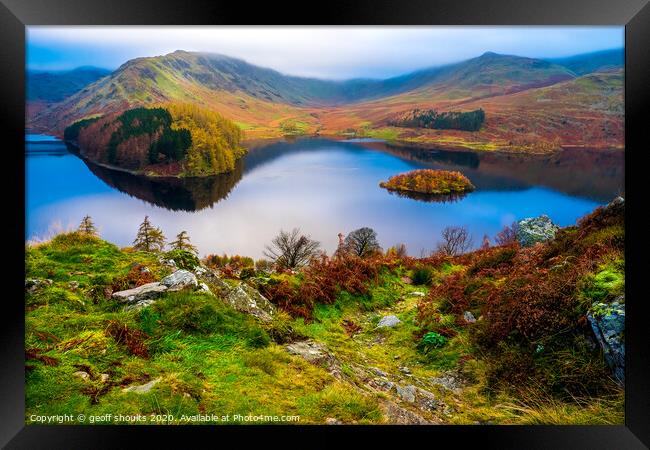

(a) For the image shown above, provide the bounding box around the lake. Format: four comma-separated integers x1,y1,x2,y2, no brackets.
25,135,624,259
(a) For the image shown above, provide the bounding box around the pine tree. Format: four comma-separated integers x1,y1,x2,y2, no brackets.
169,230,198,254
78,215,98,236
133,216,166,252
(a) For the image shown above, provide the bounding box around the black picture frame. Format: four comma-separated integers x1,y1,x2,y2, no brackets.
2,0,649,447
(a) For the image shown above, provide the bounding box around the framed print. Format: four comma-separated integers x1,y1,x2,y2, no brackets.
1,0,649,447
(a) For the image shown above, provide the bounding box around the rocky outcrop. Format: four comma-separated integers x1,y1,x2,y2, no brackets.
194,266,275,322
161,270,198,291
223,283,275,322
111,282,169,304
587,298,625,385
285,340,342,378
516,214,559,247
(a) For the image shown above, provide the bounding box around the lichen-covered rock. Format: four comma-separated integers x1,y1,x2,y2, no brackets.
224,283,275,322
25,278,53,293
160,269,198,291
516,214,559,247
587,298,625,385
285,340,342,378
377,315,401,328
122,377,162,394
197,282,214,295
463,311,476,323
111,282,168,304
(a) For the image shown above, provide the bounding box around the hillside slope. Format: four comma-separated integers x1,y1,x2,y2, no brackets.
28,50,623,151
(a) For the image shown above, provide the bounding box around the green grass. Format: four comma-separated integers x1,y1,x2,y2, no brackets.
25,230,624,425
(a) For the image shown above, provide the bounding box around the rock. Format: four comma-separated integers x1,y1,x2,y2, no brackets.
224,283,275,322
285,340,341,377
25,278,53,293
395,385,416,403
197,282,213,295
100,373,109,383
407,291,426,297
68,281,80,290
73,371,90,381
516,214,559,247
376,315,401,328
370,367,387,378
380,400,431,425
325,418,343,425
415,387,440,412
607,196,624,210
430,371,464,393
587,299,625,385
194,266,208,276
124,298,158,312
160,269,198,291
463,311,476,323
401,276,413,285
139,266,151,274
122,377,162,394
399,366,412,375
159,258,177,269
111,282,168,304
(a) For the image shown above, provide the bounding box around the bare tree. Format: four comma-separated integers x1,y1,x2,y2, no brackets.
495,222,519,246
344,227,382,257
481,234,491,250
264,228,321,270
78,215,98,236
169,230,198,254
436,226,473,256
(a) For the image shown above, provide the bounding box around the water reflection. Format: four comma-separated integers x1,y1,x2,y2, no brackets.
383,189,469,204
83,158,243,212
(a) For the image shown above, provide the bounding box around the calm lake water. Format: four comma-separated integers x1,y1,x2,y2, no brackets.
25,135,624,258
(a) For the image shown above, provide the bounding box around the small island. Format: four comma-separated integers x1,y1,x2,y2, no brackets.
379,169,475,196
64,103,246,178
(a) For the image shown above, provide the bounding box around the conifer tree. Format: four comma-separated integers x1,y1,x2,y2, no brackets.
133,216,166,252
169,230,198,254
78,215,98,236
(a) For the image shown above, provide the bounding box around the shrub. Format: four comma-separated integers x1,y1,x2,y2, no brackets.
417,332,448,353
105,320,149,358
164,249,200,270
412,267,433,286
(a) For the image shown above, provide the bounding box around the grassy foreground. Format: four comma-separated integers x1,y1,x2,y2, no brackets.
25,202,624,425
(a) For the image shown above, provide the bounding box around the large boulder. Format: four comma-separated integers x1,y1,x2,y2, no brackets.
160,269,198,291
516,214,559,247
587,298,625,385
111,282,168,304
224,283,275,322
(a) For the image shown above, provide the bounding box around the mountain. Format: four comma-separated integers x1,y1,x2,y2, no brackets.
29,51,576,134
28,50,623,151
27,66,111,103
27,66,112,119
546,48,623,75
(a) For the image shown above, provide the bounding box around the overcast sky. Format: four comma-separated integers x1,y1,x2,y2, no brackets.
27,26,623,80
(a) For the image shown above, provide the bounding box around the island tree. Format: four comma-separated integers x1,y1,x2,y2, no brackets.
133,216,166,252
77,215,98,236
344,227,382,257
264,228,321,270
169,230,198,255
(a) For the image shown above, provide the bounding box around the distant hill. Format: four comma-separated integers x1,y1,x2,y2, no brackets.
27,66,112,103
546,48,623,76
